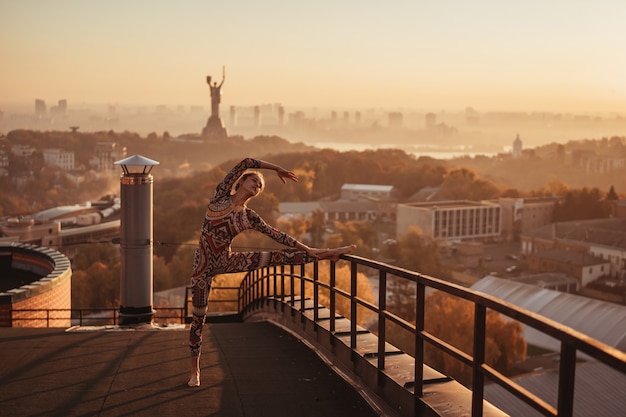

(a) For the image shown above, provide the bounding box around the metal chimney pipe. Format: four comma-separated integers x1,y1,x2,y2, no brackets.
114,155,160,325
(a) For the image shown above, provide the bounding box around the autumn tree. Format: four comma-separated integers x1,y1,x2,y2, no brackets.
206,261,376,327
552,187,612,221
386,290,526,387
423,291,526,386
438,168,501,201
326,220,376,259
71,243,121,308
383,226,445,324
607,185,619,201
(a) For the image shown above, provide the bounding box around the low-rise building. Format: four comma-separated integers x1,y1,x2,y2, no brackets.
498,197,558,241
43,148,75,171
340,183,395,201
526,248,609,287
396,200,501,241
521,218,626,280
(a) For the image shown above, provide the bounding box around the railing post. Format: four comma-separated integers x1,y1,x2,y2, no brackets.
350,260,357,350
263,268,271,305
330,262,336,334
378,269,387,377
280,264,285,313
300,263,306,322
254,270,259,310
313,261,319,323
558,343,577,417
414,281,425,398
289,264,295,311
472,304,487,417
273,265,278,310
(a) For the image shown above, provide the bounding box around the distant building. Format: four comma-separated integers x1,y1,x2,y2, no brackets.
580,153,626,174
279,183,397,226
0,150,8,169
277,105,285,126
526,247,609,287
388,112,403,128
340,184,395,201
425,112,436,130
278,202,322,221
498,197,559,241
320,199,378,223
520,218,626,280
613,200,626,218
91,142,127,171
43,149,75,171
512,134,523,158
11,144,36,157
0,197,121,259
510,272,579,293
229,106,238,127
50,99,67,117
35,99,46,117
396,200,501,241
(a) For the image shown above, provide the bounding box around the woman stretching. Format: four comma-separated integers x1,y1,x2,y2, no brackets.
188,157,355,387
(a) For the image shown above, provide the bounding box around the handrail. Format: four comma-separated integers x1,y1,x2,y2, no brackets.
237,254,626,417
9,307,187,327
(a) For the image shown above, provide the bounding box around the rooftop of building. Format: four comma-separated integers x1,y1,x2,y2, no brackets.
471,275,626,352
523,217,626,249
400,200,499,209
341,183,394,192
509,272,578,287
0,323,382,417
528,247,608,266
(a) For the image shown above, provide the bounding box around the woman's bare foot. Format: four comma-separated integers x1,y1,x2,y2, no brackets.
188,356,200,387
320,245,356,262
188,371,200,387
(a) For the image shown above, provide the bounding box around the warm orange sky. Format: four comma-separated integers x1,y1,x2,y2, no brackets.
2,1,625,113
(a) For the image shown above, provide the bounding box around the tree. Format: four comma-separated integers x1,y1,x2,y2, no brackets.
384,226,443,277
607,185,619,201
438,168,501,201
382,227,444,328
385,290,526,387
326,220,376,259
552,187,612,221
205,262,376,327
423,291,526,386
306,262,375,326
308,208,326,247
72,261,120,308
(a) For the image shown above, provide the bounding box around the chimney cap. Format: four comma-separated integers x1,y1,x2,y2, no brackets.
115,154,160,174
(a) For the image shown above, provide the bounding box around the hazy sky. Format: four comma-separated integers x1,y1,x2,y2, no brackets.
2,0,625,113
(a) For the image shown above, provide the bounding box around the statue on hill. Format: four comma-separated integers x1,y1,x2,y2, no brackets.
202,66,228,139
207,67,225,118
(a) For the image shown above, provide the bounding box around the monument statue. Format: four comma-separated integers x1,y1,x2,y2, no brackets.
207,67,225,118
202,66,228,139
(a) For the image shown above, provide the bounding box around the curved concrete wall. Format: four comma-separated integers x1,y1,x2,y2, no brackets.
0,243,72,327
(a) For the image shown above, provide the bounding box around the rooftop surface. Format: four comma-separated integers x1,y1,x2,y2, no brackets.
0,322,381,417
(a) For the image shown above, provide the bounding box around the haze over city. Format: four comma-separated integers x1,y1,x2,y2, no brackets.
2,0,625,114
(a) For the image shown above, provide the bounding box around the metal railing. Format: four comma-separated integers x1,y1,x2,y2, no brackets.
9,307,187,327
8,284,245,328
238,254,626,417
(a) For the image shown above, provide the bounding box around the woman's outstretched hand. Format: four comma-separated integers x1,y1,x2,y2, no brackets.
277,167,298,183
310,245,357,262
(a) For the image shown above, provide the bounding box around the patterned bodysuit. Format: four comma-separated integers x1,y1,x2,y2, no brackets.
189,158,316,357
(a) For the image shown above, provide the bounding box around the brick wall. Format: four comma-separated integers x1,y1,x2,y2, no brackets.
10,270,72,327
0,243,72,327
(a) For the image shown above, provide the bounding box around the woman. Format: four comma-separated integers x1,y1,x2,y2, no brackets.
188,157,355,387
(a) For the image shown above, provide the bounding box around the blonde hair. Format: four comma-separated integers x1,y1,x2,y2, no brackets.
234,170,265,192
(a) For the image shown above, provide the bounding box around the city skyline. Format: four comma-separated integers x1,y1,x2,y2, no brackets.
2,1,625,114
